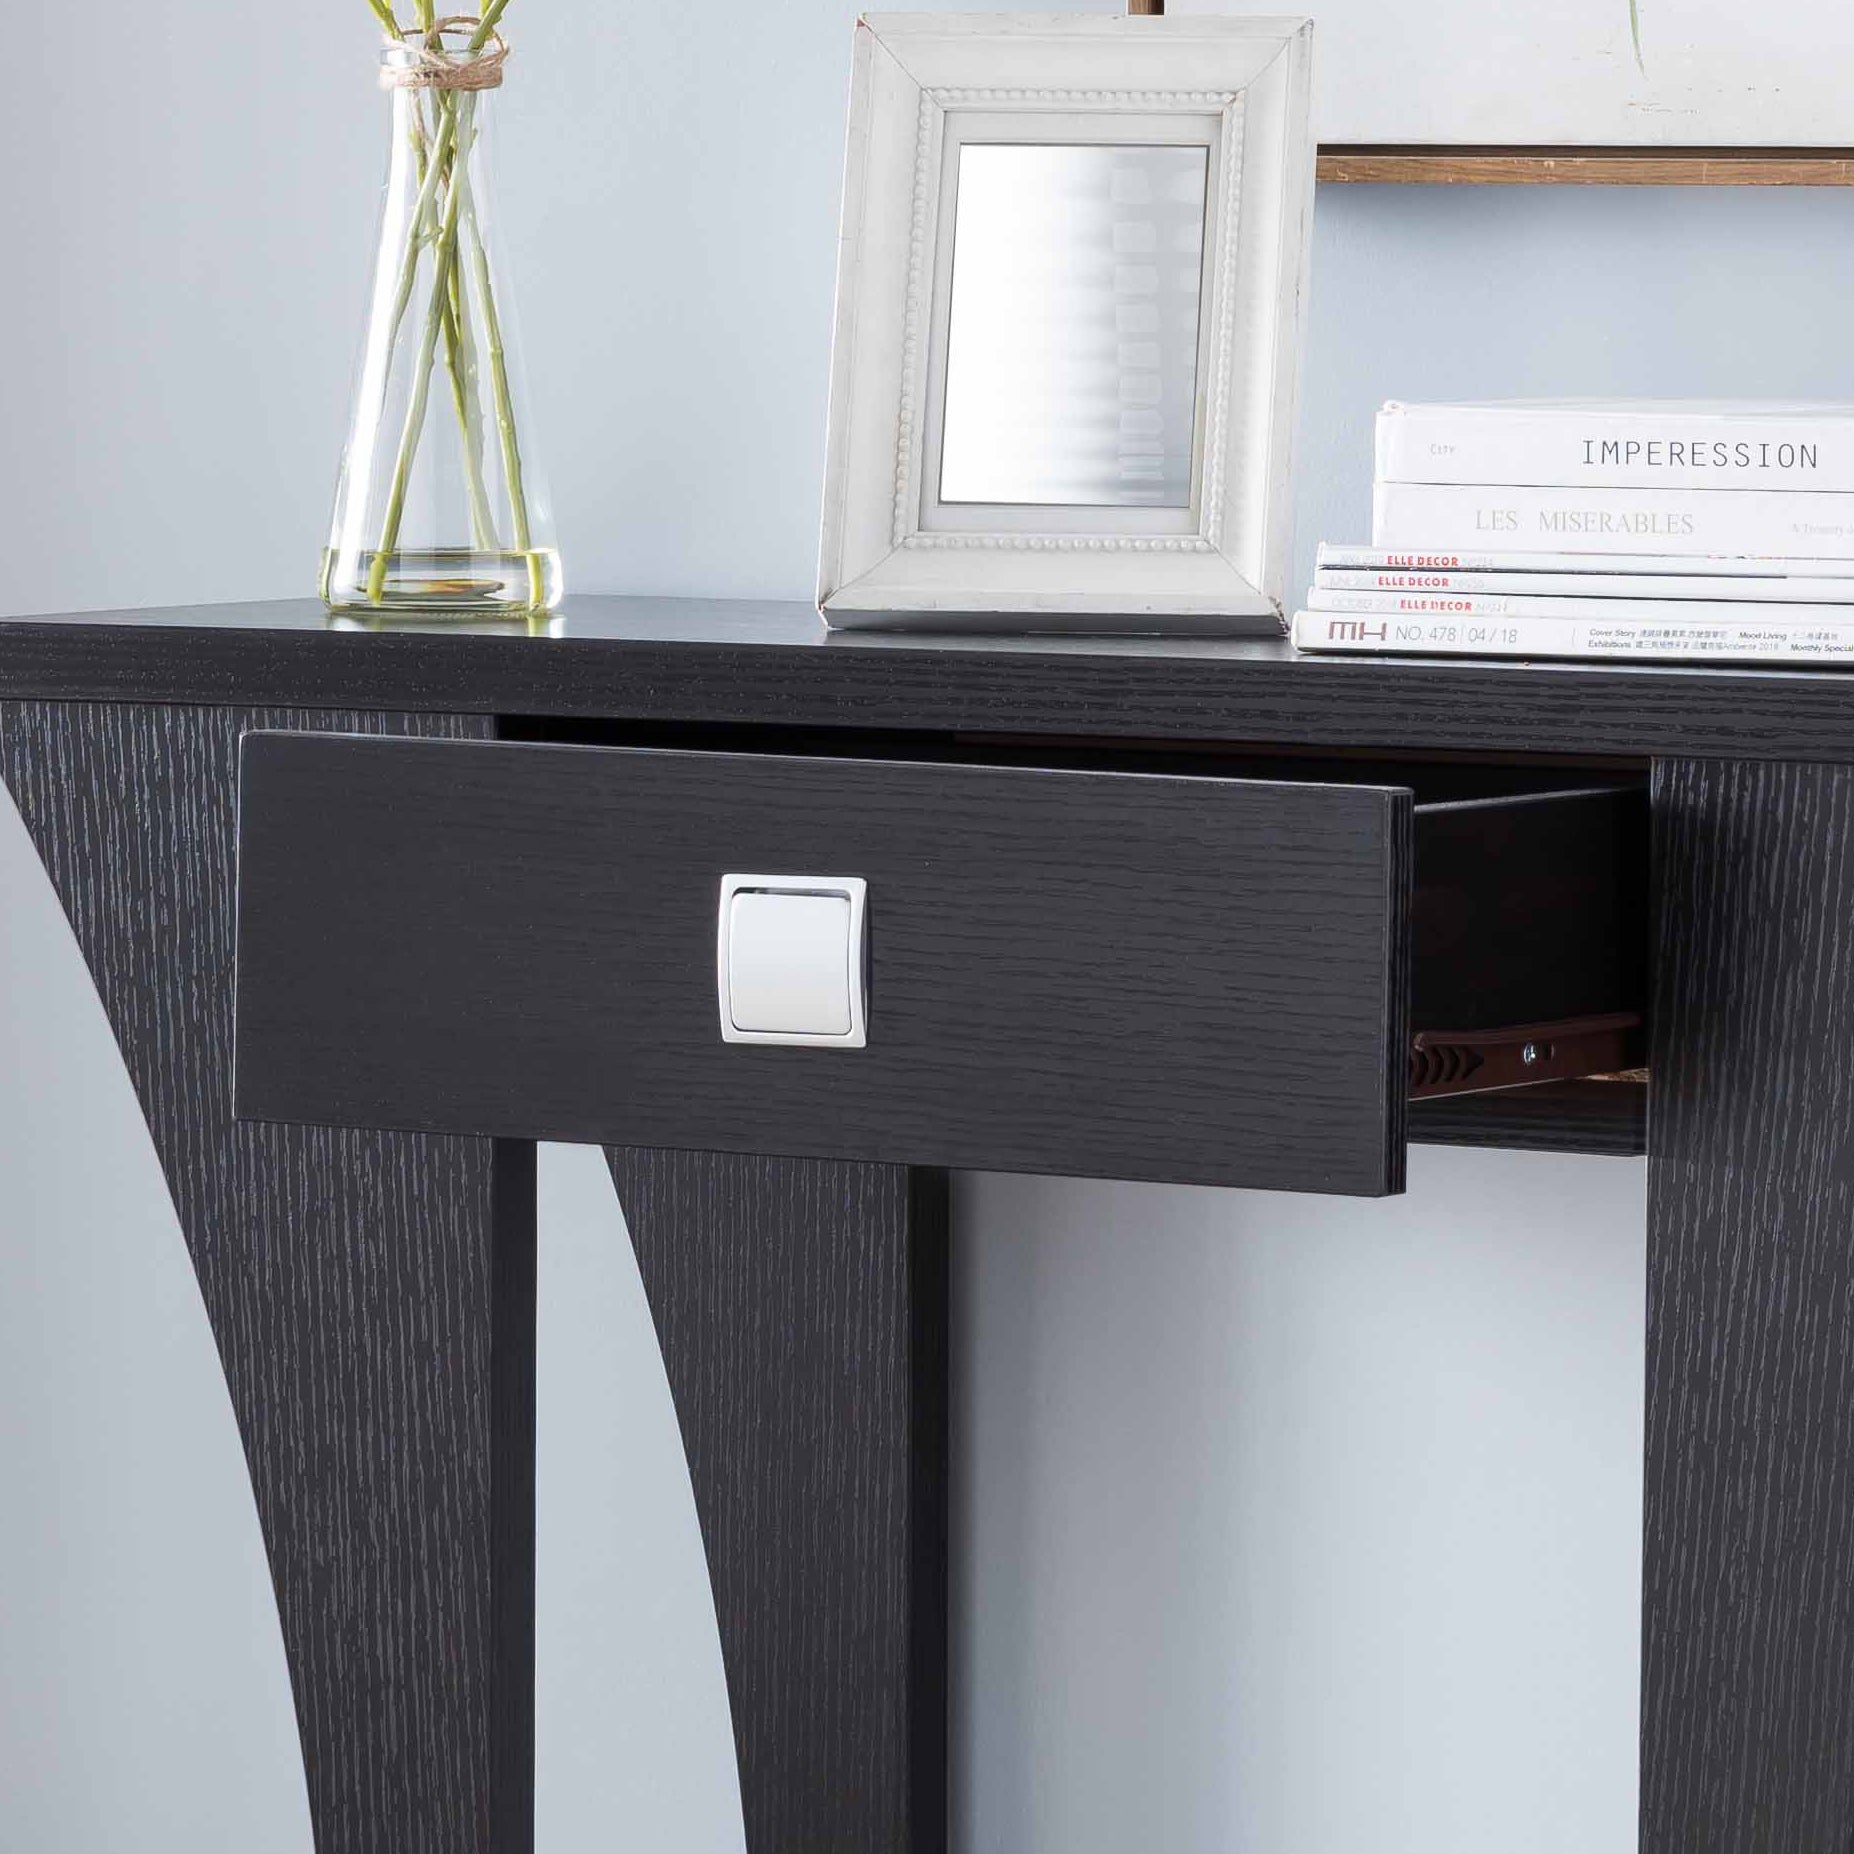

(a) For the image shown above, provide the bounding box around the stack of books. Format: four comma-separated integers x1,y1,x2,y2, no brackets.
1293,400,1854,665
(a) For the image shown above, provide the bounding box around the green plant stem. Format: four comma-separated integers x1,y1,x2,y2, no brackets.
468,0,511,50
386,92,490,544
440,139,497,549
432,90,496,548
409,89,494,548
382,101,457,360
364,0,401,37
455,133,541,607
440,296,496,548
401,96,467,444
367,127,469,604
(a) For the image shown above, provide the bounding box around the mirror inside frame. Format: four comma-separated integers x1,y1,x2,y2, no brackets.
918,107,1227,542
936,141,1213,514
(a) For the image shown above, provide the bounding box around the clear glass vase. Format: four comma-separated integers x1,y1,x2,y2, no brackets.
322,27,561,617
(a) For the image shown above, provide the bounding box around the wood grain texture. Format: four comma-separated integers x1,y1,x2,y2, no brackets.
1645,757,1854,1853
1409,1078,1647,1156
1318,145,1854,185
235,735,1414,1196
606,1150,949,1854
5,599,1854,765
0,701,534,1854
489,1140,538,1854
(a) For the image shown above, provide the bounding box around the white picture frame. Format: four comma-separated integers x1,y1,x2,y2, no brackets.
817,14,1316,634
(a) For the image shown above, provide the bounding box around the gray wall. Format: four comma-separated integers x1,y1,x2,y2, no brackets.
954,1164,1644,1854
11,1,1852,1848
9,0,1854,614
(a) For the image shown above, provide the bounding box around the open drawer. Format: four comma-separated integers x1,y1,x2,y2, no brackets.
233,734,1644,1196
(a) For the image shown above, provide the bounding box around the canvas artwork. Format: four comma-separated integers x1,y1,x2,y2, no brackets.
1171,0,1854,146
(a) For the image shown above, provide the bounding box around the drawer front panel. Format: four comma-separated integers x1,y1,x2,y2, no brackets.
235,736,1413,1194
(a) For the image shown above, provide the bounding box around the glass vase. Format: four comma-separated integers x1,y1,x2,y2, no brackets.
322,26,561,617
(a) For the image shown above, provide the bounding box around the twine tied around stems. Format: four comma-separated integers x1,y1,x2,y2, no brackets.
380,18,509,91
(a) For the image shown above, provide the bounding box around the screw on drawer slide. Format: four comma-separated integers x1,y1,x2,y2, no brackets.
1410,1013,1644,1100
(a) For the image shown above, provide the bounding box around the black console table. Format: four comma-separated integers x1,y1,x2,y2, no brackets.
1,595,1846,1854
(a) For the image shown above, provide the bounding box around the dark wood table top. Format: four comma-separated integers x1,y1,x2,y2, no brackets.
0,594,1842,760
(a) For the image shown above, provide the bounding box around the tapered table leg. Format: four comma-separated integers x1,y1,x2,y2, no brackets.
1645,757,1854,1852
609,1148,950,1854
0,700,536,1854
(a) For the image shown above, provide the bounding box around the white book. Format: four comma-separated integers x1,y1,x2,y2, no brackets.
1316,543,1854,576
1375,399,1854,491
1373,481,1854,560
1307,588,1854,623
1316,567,1854,603
1293,607,1854,666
